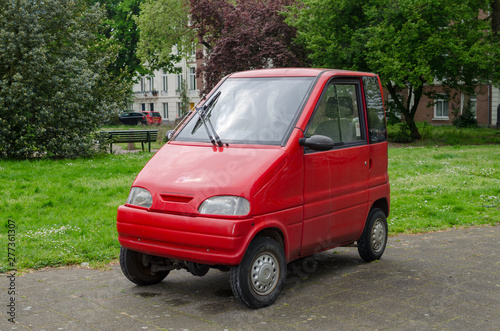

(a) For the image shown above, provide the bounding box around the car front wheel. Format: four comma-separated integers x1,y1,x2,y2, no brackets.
119,247,169,285
230,236,287,309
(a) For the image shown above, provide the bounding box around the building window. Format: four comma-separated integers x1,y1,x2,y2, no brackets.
141,103,146,111
163,103,168,119
177,102,183,117
461,94,477,118
162,70,168,92
189,67,196,90
434,96,449,119
148,77,154,92
176,72,183,94
140,78,146,93
150,103,154,111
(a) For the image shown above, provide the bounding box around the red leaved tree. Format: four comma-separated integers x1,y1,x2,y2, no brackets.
190,0,308,95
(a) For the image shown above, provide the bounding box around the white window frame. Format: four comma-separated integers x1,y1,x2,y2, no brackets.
176,102,183,117
176,71,183,94
162,70,168,92
140,78,146,93
163,103,168,119
461,93,477,118
189,67,196,91
434,95,449,120
148,76,154,92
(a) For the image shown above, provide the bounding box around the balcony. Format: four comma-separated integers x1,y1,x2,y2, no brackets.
134,90,159,98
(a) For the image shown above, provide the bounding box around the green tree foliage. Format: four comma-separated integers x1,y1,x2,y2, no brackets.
287,0,499,140
135,0,193,72
493,0,500,36
99,0,150,80
490,0,500,84
0,0,131,159
190,0,308,95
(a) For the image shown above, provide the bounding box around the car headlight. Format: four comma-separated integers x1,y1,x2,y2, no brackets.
127,187,153,208
199,196,250,216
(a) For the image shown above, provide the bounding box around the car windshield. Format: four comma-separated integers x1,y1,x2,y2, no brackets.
174,77,314,145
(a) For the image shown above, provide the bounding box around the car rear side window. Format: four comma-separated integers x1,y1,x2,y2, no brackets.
363,76,387,143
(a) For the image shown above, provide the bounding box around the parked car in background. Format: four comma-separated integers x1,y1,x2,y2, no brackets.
118,112,147,125
141,111,163,125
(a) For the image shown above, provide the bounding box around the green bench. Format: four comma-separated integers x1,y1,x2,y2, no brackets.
102,130,159,153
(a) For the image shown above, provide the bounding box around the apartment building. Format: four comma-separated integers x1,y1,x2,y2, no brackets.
387,84,499,127
131,54,203,123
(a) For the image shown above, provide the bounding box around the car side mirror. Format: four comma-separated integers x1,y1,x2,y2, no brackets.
299,135,335,151
166,130,174,141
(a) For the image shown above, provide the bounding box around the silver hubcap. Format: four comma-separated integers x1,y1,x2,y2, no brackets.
250,253,279,296
371,219,386,253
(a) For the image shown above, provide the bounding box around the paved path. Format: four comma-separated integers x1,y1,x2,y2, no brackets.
2,226,499,330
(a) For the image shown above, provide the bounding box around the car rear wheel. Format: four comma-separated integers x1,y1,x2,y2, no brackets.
119,247,169,285
357,208,388,262
230,236,287,309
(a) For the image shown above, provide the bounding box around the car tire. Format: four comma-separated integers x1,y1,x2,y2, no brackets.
119,247,169,285
357,208,388,262
230,236,287,309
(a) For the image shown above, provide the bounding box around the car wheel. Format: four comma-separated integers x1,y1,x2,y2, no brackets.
119,247,169,285
230,236,287,309
357,208,388,262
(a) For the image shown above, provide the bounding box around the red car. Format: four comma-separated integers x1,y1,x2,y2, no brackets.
117,68,390,308
141,111,162,125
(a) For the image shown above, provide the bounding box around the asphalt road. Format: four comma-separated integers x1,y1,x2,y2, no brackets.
2,225,499,330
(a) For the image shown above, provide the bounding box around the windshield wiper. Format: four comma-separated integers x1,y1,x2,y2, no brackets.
192,91,223,147
205,114,223,147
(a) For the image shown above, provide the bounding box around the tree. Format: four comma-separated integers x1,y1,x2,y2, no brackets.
90,0,151,81
135,0,194,72
489,0,500,84
106,0,147,79
190,0,308,95
287,0,499,140
178,75,191,116
0,0,131,159
493,0,500,36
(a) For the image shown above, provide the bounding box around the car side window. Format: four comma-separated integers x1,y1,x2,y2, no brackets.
363,76,387,143
305,81,365,146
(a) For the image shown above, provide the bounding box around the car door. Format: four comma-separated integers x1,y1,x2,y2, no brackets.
301,78,370,255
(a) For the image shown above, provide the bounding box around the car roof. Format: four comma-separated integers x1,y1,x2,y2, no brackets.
229,68,375,78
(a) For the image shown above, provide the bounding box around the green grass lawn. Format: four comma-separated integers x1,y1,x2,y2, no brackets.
0,145,499,272
389,145,499,233
0,153,153,272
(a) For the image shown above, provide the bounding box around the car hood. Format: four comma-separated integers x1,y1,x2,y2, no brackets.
131,142,287,215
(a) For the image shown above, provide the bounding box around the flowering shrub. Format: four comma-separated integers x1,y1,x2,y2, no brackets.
0,0,130,159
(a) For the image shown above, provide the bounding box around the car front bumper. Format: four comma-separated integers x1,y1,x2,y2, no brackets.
117,205,255,265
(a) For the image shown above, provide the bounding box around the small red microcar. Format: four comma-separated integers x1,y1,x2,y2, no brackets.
117,68,390,309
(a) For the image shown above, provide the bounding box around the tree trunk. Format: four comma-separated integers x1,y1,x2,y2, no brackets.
386,82,422,141
407,119,421,140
